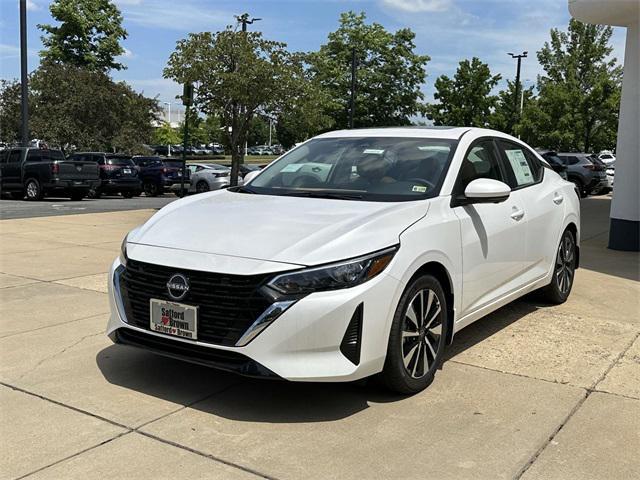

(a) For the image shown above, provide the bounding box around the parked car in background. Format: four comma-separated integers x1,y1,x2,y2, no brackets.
172,163,241,195
68,152,142,199
130,156,188,196
588,156,613,195
220,163,262,179
556,152,608,197
536,150,568,180
605,161,615,187
0,147,98,200
597,151,616,164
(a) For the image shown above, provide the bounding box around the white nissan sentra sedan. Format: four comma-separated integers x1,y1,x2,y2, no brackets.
107,127,579,394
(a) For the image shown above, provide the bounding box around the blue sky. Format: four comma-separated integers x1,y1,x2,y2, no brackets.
0,0,627,110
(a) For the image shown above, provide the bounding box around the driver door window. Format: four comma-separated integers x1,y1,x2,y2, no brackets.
454,140,504,194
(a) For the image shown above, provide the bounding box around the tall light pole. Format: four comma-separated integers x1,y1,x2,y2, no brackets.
163,102,172,157
349,47,357,129
236,13,261,32
20,0,29,147
508,51,527,135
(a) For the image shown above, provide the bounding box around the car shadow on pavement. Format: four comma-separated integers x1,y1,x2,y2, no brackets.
96,295,549,423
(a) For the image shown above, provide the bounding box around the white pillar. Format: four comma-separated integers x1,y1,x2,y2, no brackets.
609,22,639,250
568,0,640,250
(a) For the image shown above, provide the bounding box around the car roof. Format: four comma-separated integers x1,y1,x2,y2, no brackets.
314,126,515,141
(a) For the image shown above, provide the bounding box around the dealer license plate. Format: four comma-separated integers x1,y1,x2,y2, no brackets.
149,298,198,340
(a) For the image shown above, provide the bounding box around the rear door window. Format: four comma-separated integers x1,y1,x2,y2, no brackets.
26,150,41,161
497,140,543,189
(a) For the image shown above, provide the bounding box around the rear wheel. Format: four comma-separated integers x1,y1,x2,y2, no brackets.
143,181,159,197
25,178,44,201
540,229,576,304
382,274,449,394
196,180,209,193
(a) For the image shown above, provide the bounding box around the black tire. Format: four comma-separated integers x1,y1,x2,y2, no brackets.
570,178,587,198
70,191,85,201
381,274,449,395
88,188,101,199
539,229,577,304
25,178,44,201
121,191,134,199
195,180,209,193
143,181,159,197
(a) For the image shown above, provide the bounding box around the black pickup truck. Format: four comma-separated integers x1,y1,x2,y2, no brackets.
0,147,99,200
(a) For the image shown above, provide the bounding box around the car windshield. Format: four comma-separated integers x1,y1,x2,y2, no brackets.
247,137,457,201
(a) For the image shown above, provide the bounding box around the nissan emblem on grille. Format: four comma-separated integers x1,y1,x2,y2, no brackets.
166,273,189,300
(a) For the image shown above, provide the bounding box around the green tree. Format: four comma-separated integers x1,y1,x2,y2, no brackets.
153,122,180,146
308,11,429,129
428,57,501,127
0,80,23,143
39,0,128,72
30,61,157,152
164,28,304,184
489,80,536,136
532,19,621,152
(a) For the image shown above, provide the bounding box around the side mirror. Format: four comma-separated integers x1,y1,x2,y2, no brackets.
243,169,261,184
458,178,511,205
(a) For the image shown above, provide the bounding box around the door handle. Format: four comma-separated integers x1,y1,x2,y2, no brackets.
510,208,525,221
553,193,564,205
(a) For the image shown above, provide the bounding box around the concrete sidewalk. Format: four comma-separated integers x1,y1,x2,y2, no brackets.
0,197,638,479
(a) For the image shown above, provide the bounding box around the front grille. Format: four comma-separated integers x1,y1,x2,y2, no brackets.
119,259,273,346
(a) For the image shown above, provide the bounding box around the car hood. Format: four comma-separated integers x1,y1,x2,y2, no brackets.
129,189,430,266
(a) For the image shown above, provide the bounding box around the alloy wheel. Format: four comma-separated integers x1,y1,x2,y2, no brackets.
401,288,443,379
26,181,39,199
555,233,575,294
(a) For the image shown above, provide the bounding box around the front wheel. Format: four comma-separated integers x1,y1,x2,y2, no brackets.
381,274,449,394
539,229,576,304
195,180,209,193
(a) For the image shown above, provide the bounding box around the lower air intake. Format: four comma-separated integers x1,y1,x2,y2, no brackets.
340,303,363,365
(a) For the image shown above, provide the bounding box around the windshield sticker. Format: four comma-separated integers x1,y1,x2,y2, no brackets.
362,149,385,155
504,149,533,185
281,163,304,173
412,185,427,193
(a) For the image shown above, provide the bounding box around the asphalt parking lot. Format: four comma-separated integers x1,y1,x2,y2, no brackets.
0,196,638,479
0,194,176,220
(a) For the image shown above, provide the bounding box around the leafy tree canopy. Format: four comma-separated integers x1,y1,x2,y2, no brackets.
428,57,501,127
164,28,305,184
39,0,128,72
30,61,158,153
308,11,429,129
531,19,622,152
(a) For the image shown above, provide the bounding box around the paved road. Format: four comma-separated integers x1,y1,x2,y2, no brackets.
0,194,177,220
0,197,638,479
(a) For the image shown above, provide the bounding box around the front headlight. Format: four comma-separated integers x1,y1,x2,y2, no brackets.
119,233,129,266
267,246,398,295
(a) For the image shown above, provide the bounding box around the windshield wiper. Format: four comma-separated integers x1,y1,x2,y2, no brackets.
282,191,364,201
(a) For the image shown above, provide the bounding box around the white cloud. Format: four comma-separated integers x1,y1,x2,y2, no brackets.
381,0,453,13
26,0,40,11
121,47,135,58
115,0,230,30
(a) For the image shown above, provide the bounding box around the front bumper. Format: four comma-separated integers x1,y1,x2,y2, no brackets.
106,255,402,382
